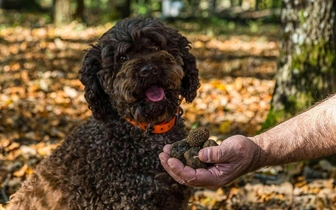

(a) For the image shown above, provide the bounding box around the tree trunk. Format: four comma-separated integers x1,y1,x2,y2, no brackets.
120,0,132,18
230,0,235,7
211,0,217,14
238,0,243,7
74,0,85,22
54,0,71,26
264,0,336,128
255,0,261,10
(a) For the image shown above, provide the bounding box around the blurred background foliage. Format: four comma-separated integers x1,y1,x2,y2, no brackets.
0,0,283,143
0,0,282,26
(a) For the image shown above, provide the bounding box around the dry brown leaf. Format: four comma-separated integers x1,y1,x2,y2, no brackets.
13,164,28,177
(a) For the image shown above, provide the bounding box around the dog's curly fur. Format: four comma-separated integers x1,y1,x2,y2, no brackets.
8,17,200,210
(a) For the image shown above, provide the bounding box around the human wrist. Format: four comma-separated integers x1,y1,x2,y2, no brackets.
248,135,268,170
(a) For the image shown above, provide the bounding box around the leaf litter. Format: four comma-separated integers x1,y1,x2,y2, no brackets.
0,20,335,209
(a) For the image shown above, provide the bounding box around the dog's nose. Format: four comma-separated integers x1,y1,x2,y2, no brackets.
140,64,158,77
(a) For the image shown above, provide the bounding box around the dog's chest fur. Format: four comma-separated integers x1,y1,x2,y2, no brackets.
38,117,191,210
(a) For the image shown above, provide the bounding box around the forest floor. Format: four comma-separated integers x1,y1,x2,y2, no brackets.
0,12,336,209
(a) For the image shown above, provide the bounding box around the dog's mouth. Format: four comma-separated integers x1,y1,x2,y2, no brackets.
145,85,165,102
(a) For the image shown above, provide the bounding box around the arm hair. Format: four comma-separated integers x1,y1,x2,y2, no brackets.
252,94,336,167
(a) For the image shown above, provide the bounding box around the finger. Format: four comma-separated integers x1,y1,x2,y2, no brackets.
160,150,229,188
169,162,224,187
159,154,188,185
190,167,223,186
166,159,199,187
163,144,171,154
159,152,170,164
199,136,245,163
198,147,225,163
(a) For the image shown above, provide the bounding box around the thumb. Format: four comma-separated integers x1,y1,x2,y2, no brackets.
198,145,227,163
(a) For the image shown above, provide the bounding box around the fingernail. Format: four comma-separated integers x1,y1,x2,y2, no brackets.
167,159,175,167
199,149,209,162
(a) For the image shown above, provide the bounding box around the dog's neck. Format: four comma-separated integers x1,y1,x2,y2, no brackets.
124,107,183,134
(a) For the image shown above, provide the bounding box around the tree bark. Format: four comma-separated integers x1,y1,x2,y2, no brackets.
255,0,261,10
264,0,336,127
120,0,132,18
238,0,243,7
74,0,85,22
230,0,235,7
212,0,217,14
54,0,71,26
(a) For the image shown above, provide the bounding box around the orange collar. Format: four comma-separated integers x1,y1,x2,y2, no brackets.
124,107,182,134
125,116,176,134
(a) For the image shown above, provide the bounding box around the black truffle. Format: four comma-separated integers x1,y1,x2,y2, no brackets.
170,128,215,169
186,128,210,147
202,139,218,148
184,147,207,168
170,140,191,163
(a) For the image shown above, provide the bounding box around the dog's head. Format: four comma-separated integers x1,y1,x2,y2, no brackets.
79,17,199,124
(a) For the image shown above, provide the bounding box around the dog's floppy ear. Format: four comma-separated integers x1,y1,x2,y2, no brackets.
179,36,200,103
79,45,112,121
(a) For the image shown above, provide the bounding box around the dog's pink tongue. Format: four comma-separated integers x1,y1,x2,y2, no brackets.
146,86,165,102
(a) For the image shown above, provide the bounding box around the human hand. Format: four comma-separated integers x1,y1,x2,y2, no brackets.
159,135,262,190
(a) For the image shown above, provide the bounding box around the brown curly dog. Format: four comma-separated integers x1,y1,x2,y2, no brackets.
7,17,200,210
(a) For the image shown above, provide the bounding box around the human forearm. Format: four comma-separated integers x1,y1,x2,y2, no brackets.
252,94,336,168
159,95,336,189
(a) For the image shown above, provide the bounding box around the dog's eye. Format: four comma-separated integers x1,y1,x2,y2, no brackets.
154,46,161,51
119,55,128,62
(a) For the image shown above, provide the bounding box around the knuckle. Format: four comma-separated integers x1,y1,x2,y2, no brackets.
186,177,197,185
214,147,225,162
177,179,186,185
